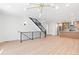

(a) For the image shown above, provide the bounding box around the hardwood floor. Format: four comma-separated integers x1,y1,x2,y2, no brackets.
0,35,79,55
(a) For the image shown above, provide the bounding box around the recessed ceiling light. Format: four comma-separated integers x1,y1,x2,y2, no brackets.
65,4,70,7
50,3,54,7
55,6,59,10
26,3,30,6
24,8,27,11
7,5,12,8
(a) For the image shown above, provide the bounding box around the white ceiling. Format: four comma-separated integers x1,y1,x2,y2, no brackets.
0,3,25,17
0,3,79,23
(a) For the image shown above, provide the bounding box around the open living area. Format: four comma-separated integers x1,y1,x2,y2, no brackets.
0,3,79,55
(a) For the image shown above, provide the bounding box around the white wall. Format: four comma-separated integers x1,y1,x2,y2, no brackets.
48,22,57,35
0,3,41,42
0,14,40,41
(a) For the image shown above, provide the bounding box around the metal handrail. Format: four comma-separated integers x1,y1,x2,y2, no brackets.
29,17,46,31
29,17,46,37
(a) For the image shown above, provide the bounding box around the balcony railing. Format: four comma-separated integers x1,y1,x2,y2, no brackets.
19,31,45,43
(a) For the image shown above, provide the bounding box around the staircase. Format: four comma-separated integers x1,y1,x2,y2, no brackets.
29,17,46,37
19,17,46,43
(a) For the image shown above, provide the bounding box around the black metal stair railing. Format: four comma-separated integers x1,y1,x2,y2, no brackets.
29,17,47,37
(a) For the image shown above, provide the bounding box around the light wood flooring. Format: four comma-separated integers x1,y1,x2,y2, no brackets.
0,35,79,55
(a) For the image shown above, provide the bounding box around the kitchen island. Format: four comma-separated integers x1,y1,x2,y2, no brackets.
60,31,79,39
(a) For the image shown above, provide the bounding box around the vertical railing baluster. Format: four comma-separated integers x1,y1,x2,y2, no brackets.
40,31,41,38
45,31,46,38
20,32,22,43
32,32,33,40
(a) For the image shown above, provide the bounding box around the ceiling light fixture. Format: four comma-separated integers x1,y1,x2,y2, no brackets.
65,3,70,7
24,8,27,11
7,5,12,8
26,3,30,6
55,6,59,10
50,3,54,7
